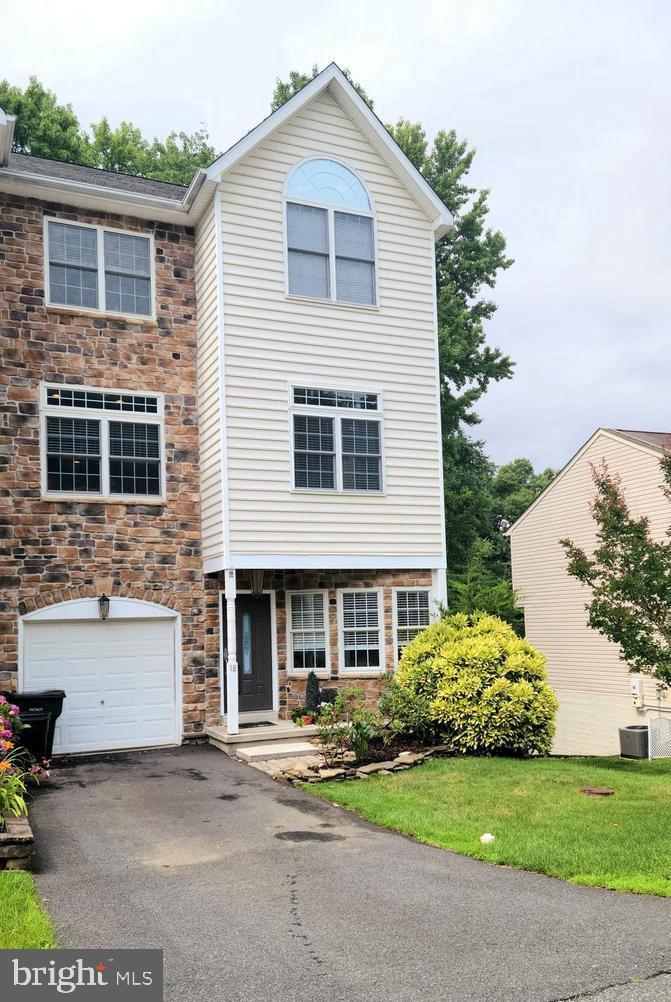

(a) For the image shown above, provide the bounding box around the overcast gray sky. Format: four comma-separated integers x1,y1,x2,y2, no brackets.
5,0,670,471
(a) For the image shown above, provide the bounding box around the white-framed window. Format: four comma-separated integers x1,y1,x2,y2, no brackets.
287,591,329,674
44,218,154,318
394,589,431,662
40,382,164,502
285,158,377,306
338,589,385,673
290,385,383,493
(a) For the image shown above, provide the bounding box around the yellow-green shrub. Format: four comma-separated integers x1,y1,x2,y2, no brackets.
395,613,558,755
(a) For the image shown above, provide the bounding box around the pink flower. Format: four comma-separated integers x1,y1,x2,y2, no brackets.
0,695,6,704
9,706,19,716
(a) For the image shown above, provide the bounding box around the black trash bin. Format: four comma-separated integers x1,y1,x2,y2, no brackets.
1,690,66,761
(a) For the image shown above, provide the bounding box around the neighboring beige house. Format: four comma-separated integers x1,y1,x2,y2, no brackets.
509,428,671,755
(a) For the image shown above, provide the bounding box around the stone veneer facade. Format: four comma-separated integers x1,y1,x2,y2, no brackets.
0,191,437,737
203,569,434,723
0,192,214,736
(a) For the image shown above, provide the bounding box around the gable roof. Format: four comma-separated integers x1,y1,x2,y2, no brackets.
204,63,453,240
507,427,671,537
604,428,671,453
0,63,453,234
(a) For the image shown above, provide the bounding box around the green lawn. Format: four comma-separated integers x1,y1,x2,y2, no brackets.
0,872,57,948
307,756,671,896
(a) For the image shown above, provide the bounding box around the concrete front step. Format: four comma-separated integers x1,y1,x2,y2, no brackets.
204,722,320,759
205,723,319,746
236,741,318,763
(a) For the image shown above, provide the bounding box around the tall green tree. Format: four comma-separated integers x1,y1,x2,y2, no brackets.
271,65,373,111
0,77,216,185
386,120,514,437
0,77,88,162
561,459,671,683
487,458,555,576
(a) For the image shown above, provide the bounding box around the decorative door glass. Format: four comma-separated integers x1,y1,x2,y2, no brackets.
242,612,252,675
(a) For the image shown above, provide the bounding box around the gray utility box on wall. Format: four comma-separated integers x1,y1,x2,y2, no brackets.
618,725,649,759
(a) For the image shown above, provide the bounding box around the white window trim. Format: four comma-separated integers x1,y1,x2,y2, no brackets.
43,216,156,321
285,589,331,679
337,587,386,676
39,381,166,504
289,383,385,495
282,157,379,310
392,586,432,667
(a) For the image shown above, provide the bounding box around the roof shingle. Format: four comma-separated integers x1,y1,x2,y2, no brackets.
5,152,187,202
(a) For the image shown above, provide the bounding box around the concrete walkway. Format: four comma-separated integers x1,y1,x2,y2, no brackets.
30,745,671,1002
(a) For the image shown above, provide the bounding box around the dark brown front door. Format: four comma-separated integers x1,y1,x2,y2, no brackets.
223,594,273,713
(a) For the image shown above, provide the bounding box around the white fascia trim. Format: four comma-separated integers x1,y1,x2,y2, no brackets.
0,169,187,213
431,249,448,568
213,187,231,566
505,427,663,537
228,553,445,570
0,109,16,166
182,168,208,208
205,63,453,240
0,167,215,224
203,554,226,576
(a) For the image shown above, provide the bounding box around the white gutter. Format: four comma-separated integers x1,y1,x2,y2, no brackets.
0,167,189,213
0,109,16,166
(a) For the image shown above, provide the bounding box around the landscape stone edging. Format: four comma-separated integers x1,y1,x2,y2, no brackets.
0,813,35,870
279,745,452,785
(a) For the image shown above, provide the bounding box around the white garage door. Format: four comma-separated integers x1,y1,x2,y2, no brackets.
23,616,178,754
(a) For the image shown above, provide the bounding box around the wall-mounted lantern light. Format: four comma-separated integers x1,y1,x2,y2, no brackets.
98,593,110,620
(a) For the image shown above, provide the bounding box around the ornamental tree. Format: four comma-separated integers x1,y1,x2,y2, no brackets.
561,457,671,683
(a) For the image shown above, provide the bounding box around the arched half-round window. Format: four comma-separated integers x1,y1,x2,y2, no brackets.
286,158,371,211
285,158,376,306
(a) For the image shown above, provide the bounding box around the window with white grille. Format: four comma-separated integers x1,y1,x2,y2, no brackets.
341,419,381,491
291,387,383,493
41,383,163,500
395,590,431,661
288,592,328,672
340,591,383,671
285,158,376,306
46,220,153,317
293,415,336,489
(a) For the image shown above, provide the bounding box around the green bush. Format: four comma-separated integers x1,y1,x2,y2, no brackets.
316,686,382,765
395,613,557,755
378,673,437,745
305,671,321,713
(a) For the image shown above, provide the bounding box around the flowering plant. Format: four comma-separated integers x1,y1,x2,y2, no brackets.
0,694,50,826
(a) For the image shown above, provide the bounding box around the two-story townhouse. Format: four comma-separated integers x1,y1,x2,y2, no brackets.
0,65,451,754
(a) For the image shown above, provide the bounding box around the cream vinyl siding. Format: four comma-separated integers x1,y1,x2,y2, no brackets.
510,431,671,755
218,90,443,559
195,199,224,564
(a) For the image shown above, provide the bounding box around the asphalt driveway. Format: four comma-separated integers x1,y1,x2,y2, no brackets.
30,744,671,1002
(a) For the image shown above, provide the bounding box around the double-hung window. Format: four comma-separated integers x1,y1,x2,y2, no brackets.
340,590,384,671
41,383,163,501
288,592,328,673
395,590,431,661
286,158,376,306
46,219,153,317
291,386,383,493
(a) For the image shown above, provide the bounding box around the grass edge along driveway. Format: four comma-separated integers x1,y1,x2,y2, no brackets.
0,871,57,948
305,756,671,897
